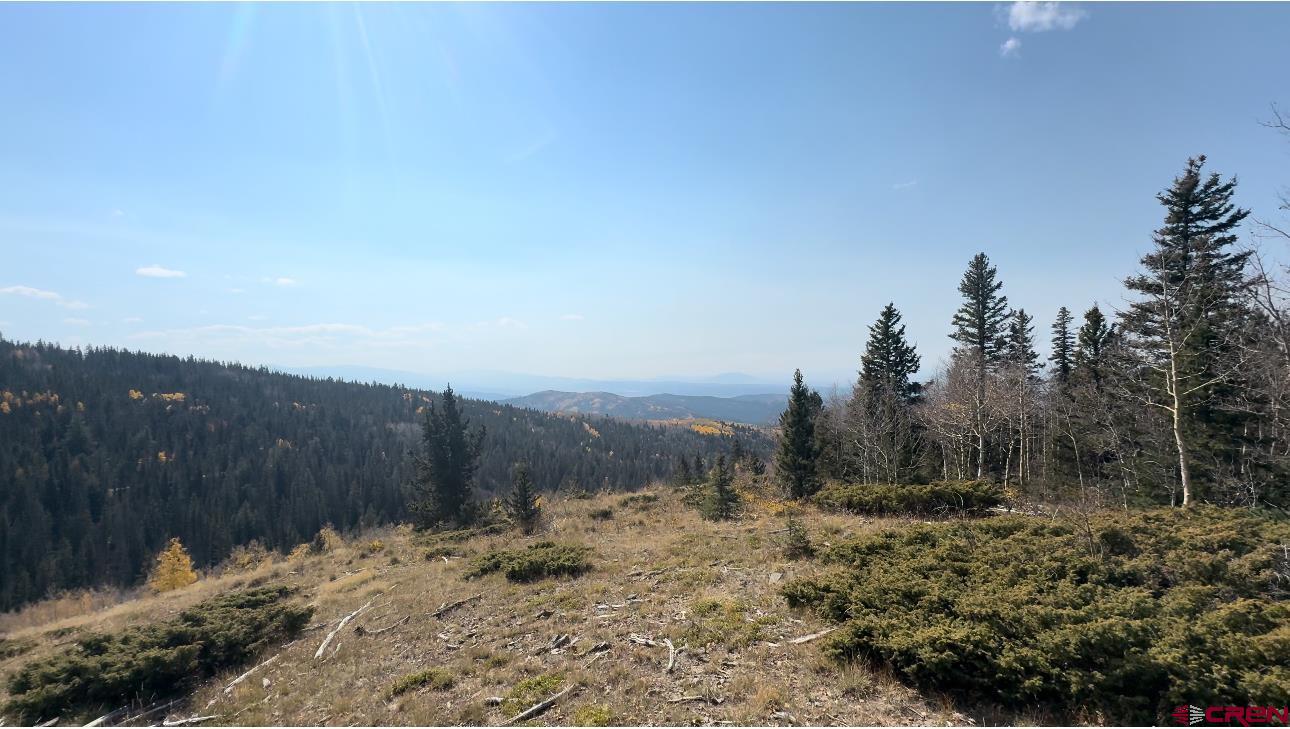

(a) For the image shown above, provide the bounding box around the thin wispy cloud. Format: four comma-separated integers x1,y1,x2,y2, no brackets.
136,264,186,279
999,37,1022,58
63,317,91,326
1,285,89,310
263,276,298,287
1004,2,1086,33
560,313,585,321
122,316,143,323
892,180,919,190
248,314,269,321
128,321,449,350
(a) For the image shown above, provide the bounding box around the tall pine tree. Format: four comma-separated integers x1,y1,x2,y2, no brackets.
776,369,822,499
949,253,1009,477
1074,305,1112,387
950,252,1010,369
860,302,922,403
504,462,541,535
409,385,486,528
1050,306,1075,385
1006,308,1041,375
1121,156,1252,506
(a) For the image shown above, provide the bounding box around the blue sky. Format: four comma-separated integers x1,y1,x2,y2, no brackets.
2,2,1288,390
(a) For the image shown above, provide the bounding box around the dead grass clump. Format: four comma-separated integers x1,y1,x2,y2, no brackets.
0,637,35,661
387,667,455,698
466,542,592,582
618,492,659,510
311,524,344,554
223,540,271,574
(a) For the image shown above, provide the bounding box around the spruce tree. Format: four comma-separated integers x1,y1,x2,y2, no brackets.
776,369,822,499
1121,156,1252,505
950,252,1010,368
1006,308,1041,375
701,454,739,520
1050,306,1075,385
675,456,693,486
949,253,1009,478
1074,305,1111,387
505,463,541,535
409,385,485,528
860,302,922,402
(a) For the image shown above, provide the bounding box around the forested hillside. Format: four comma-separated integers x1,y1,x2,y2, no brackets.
0,339,765,611
503,390,785,425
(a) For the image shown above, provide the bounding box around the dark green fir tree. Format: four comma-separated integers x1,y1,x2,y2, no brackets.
776,369,822,499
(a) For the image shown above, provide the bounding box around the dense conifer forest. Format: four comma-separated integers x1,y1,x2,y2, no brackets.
0,338,764,611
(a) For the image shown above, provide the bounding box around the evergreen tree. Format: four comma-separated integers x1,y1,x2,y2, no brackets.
1050,306,1075,385
1121,156,1252,506
504,463,541,535
860,302,922,403
776,369,822,499
949,252,1009,478
692,453,705,484
1074,305,1112,387
701,455,739,521
674,456,693,486
950,252,1010,368
148,537,197,593
1006,308,1041,375
409,385,486,529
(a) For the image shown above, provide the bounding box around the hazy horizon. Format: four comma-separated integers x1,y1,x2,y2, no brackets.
3,2,1289,386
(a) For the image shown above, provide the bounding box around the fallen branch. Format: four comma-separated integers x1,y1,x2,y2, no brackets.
504,685,573,725
315,598,375,659
628,633,663,647
667,695,723,705
431,593,483,619
161,716,220,727
357,615,410,637
83,706,128,727
36,718,60,727
787,627,837,645
664,638,677,673
212,653,279,705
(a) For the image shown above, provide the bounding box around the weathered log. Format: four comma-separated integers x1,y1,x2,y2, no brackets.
504,685,573,725
315,598,374,659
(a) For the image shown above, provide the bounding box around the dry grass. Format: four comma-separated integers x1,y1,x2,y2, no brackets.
0,489,993,726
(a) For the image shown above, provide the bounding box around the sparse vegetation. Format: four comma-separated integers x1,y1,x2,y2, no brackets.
680,596,774,649
465,542,593,582
782,515,814,559
3,586,313,723
501,672,565,716
782,506,1290,724
572,703,615,726
812,480,1003,516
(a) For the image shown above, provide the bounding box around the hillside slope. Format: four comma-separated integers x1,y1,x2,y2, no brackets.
0,488,963,727
505,391,786,425
0,338,768,611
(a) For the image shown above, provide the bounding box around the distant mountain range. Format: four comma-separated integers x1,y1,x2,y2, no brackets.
503,390,786,425
284,365,789,400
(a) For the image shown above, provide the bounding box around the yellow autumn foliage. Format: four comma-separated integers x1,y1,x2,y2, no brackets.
128,389,144,400
147,538,198,593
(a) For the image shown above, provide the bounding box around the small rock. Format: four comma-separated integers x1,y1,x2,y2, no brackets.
769,572,784,584
262,677,271,689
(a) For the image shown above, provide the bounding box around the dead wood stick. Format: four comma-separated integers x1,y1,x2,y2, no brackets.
504,685,573,725
666,695,722,705
431,593,483,619
35,718,60,727
83,706,128,727
215,654,279,702
161,715,220,727
628,633,662,647
315,598,374,659
359,615,410,637
787,626,838,645
664,638,677,673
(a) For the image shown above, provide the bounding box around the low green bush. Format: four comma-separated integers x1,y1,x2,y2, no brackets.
465,542,592,582
588,507,614,521
3,586,314,724
387,668,454,698
618,492,659,509
813,480,1002,516
781,506,1290,724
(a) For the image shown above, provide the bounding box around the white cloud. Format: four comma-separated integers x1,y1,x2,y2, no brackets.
1,285,89,310
495,317,526,329
136,264,187,279
892,180,919,190
122,316,143,323
63,317,91,326
560,313,585,321
262,276,298,287
1005,2,1086,32
1000,37,1022,57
